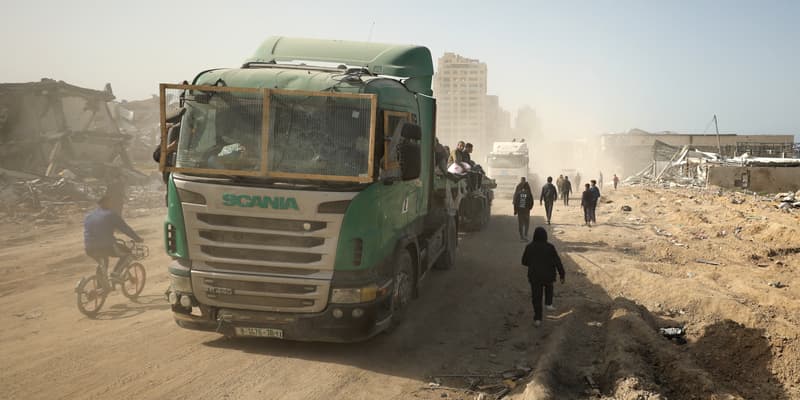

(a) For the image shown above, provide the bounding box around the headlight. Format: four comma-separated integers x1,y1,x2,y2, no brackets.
331,284,379,304
170,273,192,292
176,188,206,205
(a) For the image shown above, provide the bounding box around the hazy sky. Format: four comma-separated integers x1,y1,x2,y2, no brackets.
2,0,798,138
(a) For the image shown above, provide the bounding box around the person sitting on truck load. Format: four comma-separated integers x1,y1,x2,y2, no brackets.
463,142,485,190
434,139,449,174
463,143,474,166
448,141,466,166
84,195,144,289
447,141,472,176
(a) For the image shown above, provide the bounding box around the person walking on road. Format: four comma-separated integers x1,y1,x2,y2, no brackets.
580,183,594,226
613,174,620,190
513,178,534,241
556,175,564,197
588,179,601,224
561,176,572,206
521,227,566,326
540,176,558,225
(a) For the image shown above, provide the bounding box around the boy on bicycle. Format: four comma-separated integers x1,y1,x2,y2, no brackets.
83,195,143,288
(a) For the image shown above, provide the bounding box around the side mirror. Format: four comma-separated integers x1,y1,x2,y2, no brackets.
398,143,421,181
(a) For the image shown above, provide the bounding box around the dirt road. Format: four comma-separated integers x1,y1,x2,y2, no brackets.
1,185,798,399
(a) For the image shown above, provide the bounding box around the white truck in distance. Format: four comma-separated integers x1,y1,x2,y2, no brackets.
486,140,529,197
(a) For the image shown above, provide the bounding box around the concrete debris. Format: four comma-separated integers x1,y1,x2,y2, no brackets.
692,232,709,240
696,259,720,266
621,205,632,212
659,326,687,344
428,366,532,399
768,281,786,289
653,226,672,237
0,172,163,225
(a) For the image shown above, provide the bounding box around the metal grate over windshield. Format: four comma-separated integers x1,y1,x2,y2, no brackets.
158,84,376,183
267,91,374,180
175,89,264,174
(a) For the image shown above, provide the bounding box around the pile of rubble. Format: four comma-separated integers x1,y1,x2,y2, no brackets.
0,171,164,224
623,141,716,187
775,191,800,212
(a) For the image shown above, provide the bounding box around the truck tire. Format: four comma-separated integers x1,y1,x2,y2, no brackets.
434,217,457,270
390,249,414,328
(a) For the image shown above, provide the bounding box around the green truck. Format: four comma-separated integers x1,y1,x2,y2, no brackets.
160,37,491,342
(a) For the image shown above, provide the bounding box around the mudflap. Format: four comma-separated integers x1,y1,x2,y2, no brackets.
460,195,489,231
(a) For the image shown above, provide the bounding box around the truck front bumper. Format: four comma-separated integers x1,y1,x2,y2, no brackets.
171,296,393,343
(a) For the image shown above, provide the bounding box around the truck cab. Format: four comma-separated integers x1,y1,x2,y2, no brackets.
159,37,468,342
487,140,529,197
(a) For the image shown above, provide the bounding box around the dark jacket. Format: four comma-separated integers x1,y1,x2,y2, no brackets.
513,187,534,211
562,180,572,195
540,183,558,203
521,229,565,283
581,189,595,207
84,208,142,251
589,186,601,202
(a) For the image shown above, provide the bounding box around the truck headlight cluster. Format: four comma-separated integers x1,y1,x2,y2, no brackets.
331,285,378,304
170,273,192,292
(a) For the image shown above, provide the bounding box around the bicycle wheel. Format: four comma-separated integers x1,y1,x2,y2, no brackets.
76,275,107,318
121,262,146,299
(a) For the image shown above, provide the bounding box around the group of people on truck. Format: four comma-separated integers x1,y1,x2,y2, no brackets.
439,140,486,191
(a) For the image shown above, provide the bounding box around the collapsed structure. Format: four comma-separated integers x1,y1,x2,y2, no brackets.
623,138,800,200
0,79,161,214
602,130,799,194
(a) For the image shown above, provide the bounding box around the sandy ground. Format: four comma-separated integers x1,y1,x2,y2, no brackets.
0,185,798,399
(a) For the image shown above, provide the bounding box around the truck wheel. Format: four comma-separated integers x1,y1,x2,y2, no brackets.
390,249,414,328
434,217,457,270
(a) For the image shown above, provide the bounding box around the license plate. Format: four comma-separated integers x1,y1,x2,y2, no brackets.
234,327,284,339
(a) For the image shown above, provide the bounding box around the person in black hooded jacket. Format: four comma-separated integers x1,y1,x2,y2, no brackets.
521,227,566,326
512,177,534,241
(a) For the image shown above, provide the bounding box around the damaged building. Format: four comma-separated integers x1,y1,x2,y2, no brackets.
0,78,146,182
600,129,796,178
0,79,165,215
622,134,800,194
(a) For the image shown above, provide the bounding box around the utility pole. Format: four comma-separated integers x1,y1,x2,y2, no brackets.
713,114,722,156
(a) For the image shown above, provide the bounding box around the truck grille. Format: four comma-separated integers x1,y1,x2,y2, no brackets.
201,245,323,263
205,262,321,276
192,270,329,313
199,230,325,248
493,176,520,195
175,180,354,313
197,213,326,232
201,277,317,294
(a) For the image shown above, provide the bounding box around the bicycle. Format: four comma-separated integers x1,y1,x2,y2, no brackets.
75,240,149,318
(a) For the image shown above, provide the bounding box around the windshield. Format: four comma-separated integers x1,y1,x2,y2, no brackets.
164,85,376,182
488,154,528,168
267,92,373,178
176,91,263,172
